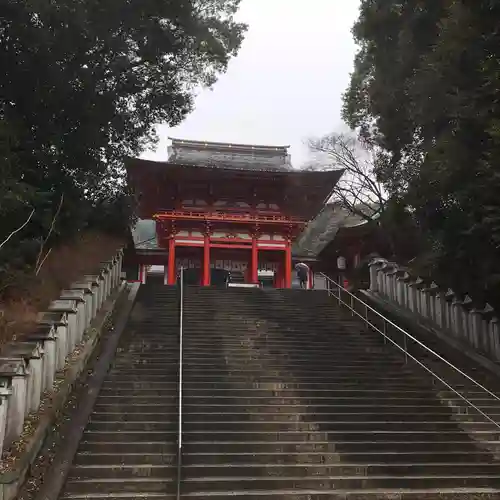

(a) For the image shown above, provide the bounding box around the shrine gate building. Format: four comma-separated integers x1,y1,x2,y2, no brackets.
126,138,343,288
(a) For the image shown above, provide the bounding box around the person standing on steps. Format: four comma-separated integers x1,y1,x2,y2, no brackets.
295,262,310,289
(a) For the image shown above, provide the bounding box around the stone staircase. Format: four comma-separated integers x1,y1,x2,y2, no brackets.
56,283,500,499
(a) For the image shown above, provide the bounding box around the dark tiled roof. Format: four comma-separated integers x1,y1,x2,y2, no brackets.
293,204,373,257
167,138,294,172
132,219,159,250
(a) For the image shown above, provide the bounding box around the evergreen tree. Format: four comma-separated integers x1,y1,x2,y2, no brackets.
344,0,500,306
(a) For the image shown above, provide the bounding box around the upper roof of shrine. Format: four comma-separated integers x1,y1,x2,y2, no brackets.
126,138,344,220
166,138,293,172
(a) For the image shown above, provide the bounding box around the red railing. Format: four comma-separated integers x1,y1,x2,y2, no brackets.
153,210,306,225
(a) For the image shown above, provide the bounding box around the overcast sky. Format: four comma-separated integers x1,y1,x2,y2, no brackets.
141,0,361,168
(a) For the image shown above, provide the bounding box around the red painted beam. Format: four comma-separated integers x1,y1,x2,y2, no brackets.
154,210,305,225
210,243,252,250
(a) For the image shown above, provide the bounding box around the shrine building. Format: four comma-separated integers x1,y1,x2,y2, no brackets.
125,138,343,288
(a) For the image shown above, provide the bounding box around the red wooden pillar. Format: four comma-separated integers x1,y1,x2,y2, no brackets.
284,243,292,288
251,236,258,283
308,266,314,290
203,234,211,286
167,238,176,285
275,264,283,288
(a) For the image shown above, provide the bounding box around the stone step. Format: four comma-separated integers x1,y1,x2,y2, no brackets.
175,475,500,492
63,478,176,495
179,388,441,397
112,362,413,371
87,421,178,432
74,453,177,466
69,464,176,479
179,367,417,375
104,374,423,382
99,376,435,387
74,450,499,466
82,431,178,442
82,428,500,443
92,402,460,415
113,354,407,363
97,491,500,500
62,495,174,500
187,402,456,411
181,440,499,454
124,342,387,351
178,429,500,441
95,395,450,405
93,404,177,413
98,385,440,397
78,441,176,454
69,462,500,480
180,412,464,423
86,419,481,433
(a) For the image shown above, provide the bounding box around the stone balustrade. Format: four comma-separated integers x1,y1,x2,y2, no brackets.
0,248,124,456
369,258,500,362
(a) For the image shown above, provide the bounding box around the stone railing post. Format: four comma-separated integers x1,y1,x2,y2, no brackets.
400,272,411,310
26,325,57,393
444,289,455,332
38,312,68,372
434,291,447,329
3,342,44,414
99,262,112,300
116,248,124,287
376,259,387,295
424,282,439,323
470,307,485,351
84,273,105,311
81,276,100,318
477,304,495,355
451,295,465,341
460,295,473,345
487,316,500,360
369,259,386,292
0,378,10,456
112,250,123,289
48,300,78,355
0,360,25,450
70,281,94,329
394,270,407,307
384,264,399,302
413,277,426,316
407,278,419,314
59,290,86,342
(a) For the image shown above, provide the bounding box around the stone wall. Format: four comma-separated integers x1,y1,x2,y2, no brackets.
368,258,500,361
0,249,124,457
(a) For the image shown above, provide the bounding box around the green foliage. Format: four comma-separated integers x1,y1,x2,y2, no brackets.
0,0,246,289
344,0,500,307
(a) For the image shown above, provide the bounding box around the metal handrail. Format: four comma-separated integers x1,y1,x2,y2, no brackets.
176,267,184,500
320,273,500,430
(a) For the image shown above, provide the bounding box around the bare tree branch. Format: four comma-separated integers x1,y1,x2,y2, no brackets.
35,248,52,276
306,132,387,221
0,208,35,252
35,194,64,273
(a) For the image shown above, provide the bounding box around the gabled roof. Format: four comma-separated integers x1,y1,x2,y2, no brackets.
167,137,293,172
131,219,159,250
293,203,378,257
